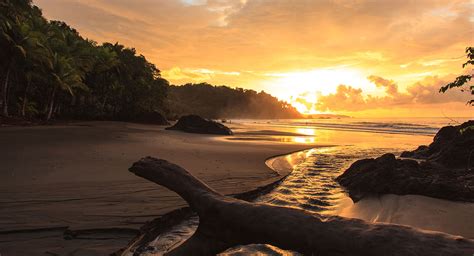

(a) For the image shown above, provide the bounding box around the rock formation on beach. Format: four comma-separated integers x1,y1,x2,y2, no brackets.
400,120,474,168
166,115,233,135
337,120,474,202
336,153,474,202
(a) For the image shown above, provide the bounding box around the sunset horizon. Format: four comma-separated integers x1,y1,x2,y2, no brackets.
1,1,474,255
34,0,474,117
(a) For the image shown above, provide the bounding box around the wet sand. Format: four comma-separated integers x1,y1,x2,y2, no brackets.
0,121,311,256
337,194,474,239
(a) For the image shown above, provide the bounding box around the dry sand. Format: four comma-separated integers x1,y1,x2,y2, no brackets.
0,121,311,256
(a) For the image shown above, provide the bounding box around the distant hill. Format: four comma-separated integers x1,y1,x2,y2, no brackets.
166,83,302,119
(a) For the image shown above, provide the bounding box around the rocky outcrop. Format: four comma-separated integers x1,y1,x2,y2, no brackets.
336,153,474,202
401,120,474,168
133,111,170,125
337,120,474,203
166,115,233,135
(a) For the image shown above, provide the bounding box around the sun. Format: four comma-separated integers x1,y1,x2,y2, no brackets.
262,67,378,114
289,92,321,114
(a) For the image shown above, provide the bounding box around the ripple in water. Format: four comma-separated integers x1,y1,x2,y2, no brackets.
137,146,396,255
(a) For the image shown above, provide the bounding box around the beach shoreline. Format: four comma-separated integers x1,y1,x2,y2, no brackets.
0,121,312,255
120,149,311,255
2,119,472,255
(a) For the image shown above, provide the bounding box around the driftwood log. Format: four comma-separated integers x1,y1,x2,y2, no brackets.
129,157,474,256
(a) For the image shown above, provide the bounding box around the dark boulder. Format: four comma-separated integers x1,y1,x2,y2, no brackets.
400,145,429,158
401,120,474,168
166,115,233,135
336,153,474,202
132,111,170,125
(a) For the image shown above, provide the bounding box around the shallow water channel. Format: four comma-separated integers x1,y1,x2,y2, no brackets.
133,146,397,255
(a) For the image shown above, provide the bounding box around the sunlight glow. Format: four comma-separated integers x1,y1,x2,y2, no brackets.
296,128,316,136
262,68,379,114
293,137,316,144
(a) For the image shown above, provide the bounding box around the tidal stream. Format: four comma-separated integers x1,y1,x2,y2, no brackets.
133,146,398,255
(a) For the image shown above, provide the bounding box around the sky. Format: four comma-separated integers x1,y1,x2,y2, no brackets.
33,0,474,117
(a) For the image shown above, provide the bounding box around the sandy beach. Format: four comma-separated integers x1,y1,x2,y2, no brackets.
0,121,311,255
1,119,473,255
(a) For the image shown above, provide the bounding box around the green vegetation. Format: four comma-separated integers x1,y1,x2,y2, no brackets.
440,47,473,106
0,0,167,121
0,0,300,122
167,83,301,119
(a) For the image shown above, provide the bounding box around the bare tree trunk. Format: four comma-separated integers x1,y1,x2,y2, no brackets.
21,80,30,117
101,96,107,112
46,86,57,121
2,67,11,117
56,104,61,116
128,157,474,256
70,94,76,106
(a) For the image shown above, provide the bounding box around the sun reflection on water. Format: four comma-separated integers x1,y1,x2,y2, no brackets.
292,136,316,144
295,128,316,136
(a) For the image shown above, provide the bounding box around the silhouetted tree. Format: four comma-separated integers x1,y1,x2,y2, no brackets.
0,1,168,120
440,47,473,105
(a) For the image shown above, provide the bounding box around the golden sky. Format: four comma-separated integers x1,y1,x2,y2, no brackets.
34,0,474,117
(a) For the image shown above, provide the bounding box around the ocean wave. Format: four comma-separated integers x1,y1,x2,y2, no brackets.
258,119,442,136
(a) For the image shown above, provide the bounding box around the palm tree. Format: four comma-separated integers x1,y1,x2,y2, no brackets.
0,19,28,116
0,0,34,116
44,52,86,120
19,15,49,117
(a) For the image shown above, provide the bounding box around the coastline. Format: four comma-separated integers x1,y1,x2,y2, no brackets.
2,119,471,255
120,149,311,255
0,121,312,255
123,144,474,255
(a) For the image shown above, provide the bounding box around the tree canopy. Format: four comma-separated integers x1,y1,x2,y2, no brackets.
166,83,301,119
0,0,168,121
439,47,473,106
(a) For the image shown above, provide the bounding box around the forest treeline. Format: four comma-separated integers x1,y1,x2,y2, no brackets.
167,83,301,119
0,0,301,122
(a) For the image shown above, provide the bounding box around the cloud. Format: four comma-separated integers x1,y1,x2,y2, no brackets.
34,0,473,73
368,75,399,96
407,76,471,104
315,75,471,112
315,85,367,111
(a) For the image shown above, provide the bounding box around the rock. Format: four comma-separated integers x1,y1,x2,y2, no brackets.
166,115,233,135
133,111,170,125
401,120,474,168
336,153,474,202
400,145,429,158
